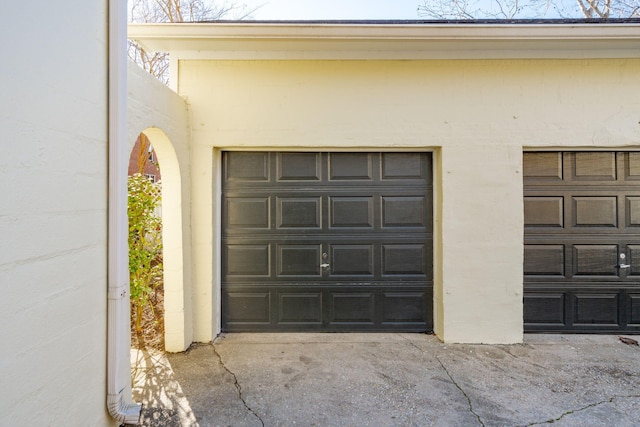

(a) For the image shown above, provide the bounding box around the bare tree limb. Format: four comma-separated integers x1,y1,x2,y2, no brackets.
128,0,257,84
575,0,593,17
418,0,639,19
584,0,608,17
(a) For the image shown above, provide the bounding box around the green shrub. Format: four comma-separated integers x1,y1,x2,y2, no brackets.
128,173,163,333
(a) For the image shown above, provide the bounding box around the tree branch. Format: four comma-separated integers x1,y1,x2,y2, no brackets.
584,0,608,17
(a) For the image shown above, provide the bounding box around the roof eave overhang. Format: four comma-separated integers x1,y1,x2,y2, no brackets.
128,22,640,60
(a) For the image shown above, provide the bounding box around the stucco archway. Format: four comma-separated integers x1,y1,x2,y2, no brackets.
131,127,189,352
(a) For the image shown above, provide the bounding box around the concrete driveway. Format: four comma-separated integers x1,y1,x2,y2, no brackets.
130,333,640,426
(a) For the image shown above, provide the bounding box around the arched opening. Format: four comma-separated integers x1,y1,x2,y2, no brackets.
128,127,188,352
128,133,163,349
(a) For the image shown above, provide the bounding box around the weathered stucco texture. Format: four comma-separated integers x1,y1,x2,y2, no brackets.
178,58,640,344
0,1,117,425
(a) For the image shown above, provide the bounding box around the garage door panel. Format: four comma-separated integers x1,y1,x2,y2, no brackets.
226,244,271,277
329,293,375,324
329,153,373,181
573,293,620,326
329,244,374,276
628,245,640,276
330,197,373,228
523,152,563,181
626,153,640,180
278,293,323,324
382,196,427,228
524,293,565,325
223,285,432,331
381,153,426,179
277,197,322,229
573,152,617,181
225,292,271,323
277,244,322,277
524,196,564,227
573,244,619,276
226,151,270,181
383,244,427,276
226,197,271,229
524,244,565,276
625,197,640,226
573,196,618,228
629,294,640,325
277,152,321,181
382,292,427,323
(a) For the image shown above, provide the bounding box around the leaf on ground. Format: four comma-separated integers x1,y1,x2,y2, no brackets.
619,336,639,346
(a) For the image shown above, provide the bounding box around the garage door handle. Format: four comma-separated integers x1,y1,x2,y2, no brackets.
617,264,631,269
320,263,330,268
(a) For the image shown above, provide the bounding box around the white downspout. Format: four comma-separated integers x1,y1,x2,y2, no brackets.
107,0,142,424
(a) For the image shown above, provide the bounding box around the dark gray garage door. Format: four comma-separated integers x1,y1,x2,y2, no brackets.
221,152,433,332
524,151,640,333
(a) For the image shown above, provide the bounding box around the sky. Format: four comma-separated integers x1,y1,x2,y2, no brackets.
239,0,428,20
235,0,573,21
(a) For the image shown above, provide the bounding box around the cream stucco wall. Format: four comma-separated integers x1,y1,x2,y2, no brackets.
128,61,193,352
178,58,640,344
0,1,117,425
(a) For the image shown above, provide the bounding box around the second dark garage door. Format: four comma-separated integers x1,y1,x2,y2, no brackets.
524,151,640,333
221,152,433,332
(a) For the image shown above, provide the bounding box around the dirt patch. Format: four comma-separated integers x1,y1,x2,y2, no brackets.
131,284,165,351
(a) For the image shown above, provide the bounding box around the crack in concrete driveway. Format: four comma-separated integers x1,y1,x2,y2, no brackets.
436,355,486,427
523,394,640,427
212,344,265,427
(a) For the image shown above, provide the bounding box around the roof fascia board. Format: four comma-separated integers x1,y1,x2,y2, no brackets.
128,22,640,60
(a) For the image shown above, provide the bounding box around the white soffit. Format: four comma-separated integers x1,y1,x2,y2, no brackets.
128,22,640,60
